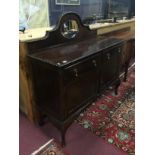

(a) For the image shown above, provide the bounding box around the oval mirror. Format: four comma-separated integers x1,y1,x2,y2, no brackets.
61,19,79,39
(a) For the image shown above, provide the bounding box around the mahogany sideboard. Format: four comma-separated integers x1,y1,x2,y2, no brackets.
26,13,125,145
19,13,130,146
28,37,124,146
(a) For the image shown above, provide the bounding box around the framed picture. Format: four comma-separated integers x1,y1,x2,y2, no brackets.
56,0,80,5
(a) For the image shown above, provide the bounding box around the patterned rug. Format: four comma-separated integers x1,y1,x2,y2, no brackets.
31,139,70,155
76,66,135,155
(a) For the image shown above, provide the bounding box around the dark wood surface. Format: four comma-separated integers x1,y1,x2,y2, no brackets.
29,37,123,67
28,37,124,146
26,13,96,53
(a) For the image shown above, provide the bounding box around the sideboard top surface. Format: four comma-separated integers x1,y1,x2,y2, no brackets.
28,36,124,67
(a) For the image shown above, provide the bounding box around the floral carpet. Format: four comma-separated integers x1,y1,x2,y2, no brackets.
76,67,135,155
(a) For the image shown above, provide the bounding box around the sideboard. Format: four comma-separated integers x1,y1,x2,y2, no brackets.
18,13,136,146
26,14,125,146
28,36,124,146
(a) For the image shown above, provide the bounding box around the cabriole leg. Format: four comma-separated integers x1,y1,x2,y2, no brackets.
124,61,130,82
114,79,121,95
60,128,67,147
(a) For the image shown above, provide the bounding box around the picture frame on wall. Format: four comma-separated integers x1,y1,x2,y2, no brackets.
56,0,80,5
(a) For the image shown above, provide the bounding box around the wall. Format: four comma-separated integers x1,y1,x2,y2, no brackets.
19,0,49,30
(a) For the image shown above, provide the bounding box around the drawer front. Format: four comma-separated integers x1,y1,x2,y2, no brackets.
63,55,100,84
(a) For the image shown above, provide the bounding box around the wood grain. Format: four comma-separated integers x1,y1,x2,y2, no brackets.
19,42,38,123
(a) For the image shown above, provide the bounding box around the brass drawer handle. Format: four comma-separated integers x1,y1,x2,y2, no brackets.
107,53,111,60
118,48,121,53
73,68,78,77
92,60,97,67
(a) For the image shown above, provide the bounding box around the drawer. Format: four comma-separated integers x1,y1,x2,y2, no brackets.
102,47,121,62
63,55,100,83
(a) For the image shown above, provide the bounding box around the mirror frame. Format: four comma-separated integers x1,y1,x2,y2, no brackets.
60,19,79,39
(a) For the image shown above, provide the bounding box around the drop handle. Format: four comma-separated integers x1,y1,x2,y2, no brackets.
73,68,78,77
107,53,111,60
92,60,97,67
118,48,121,53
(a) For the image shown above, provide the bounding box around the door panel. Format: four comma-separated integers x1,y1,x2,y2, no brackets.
65,71,98,115
101,47,121,87
64,60,99,115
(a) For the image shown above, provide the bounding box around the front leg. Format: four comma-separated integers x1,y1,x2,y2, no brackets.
114,78,121,95
124,61,130,82
60,127,67,147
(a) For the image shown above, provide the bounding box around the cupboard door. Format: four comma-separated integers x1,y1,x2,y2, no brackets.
101,47,121,87
63,57,100,115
